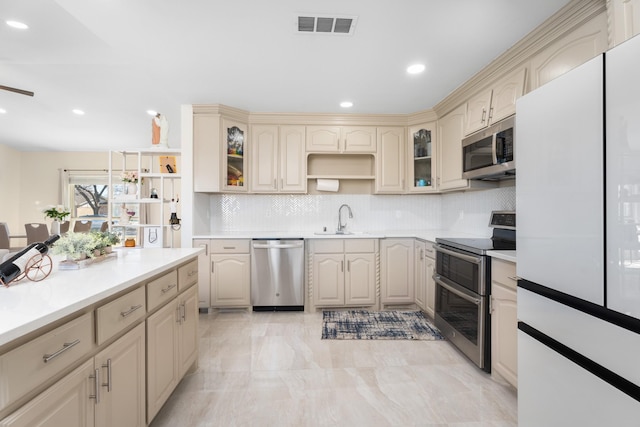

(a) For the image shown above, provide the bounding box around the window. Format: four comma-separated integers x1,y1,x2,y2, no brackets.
63,170,109,231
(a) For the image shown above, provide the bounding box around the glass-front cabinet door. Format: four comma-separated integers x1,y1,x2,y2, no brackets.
408,123,437,192
222,119,248,192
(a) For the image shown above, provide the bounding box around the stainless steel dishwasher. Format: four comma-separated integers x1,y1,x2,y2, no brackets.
250,239,305,311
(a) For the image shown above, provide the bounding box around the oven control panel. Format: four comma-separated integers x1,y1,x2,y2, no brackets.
489,211,515,230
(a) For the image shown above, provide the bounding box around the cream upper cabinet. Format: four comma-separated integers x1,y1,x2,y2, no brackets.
465,68,526,135
530,13,607,90
437,104,469,191
407,123,437,193
251,125,306,193
380,238,414,305
193,111,248,193
306,126,376,153
375,127,406,193
609,0,640,46
491,258,518,389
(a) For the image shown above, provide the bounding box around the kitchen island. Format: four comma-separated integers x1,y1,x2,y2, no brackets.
0,247,203,426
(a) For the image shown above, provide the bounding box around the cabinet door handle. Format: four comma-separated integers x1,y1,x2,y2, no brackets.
420,248,424,260
211,260,214,273
161,283,177,294
43,339,81,363
274,178,277,189
199,243,208,256
176,306,182,324
223,246,236,250
481,108,486,123
488,107,494,121
90,368,100,403
120,304,143,318
102,359,112,392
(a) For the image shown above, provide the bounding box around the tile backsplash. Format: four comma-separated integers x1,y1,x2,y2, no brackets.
199,186,515,236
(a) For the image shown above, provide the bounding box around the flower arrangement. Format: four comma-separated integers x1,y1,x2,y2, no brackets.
121,171,139,183
43,205,71,221
51,231,121,260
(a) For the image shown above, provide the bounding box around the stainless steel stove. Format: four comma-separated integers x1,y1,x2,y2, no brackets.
433,211,515,372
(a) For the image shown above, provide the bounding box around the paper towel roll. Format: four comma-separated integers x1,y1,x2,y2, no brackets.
316,178,339,192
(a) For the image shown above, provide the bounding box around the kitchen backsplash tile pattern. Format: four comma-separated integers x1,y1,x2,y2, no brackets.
205,186,515,236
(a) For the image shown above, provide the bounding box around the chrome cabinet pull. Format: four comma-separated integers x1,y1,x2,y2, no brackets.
90,368,100,403
43,339,80,363
181,303,186,322
120,304,143,318
199,243,208,256
102,359,112,392
481,108,486,123
211,260,214,273
161,283,177,294
274,178,277,188
223,246,236,250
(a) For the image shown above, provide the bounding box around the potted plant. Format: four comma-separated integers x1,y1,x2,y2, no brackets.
43,205,71,235
50,232,99,260
96,231,120,253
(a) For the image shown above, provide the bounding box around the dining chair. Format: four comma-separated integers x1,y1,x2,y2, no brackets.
59,221,70,235
73,220,92,233
24,223,50,245
0,223,11,250
100,221,110,232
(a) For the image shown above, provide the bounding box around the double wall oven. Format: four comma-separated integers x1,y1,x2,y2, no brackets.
434,211,515,372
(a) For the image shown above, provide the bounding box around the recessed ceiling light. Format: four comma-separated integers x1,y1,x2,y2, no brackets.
340,101,353,108
146,110,157,116
72,109,85,115
6,20,28,30
407,63,426,74
0,109,6,114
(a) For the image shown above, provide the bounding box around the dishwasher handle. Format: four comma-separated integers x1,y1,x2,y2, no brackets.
252,242,304,250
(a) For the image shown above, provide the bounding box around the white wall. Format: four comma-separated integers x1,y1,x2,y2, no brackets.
0,144,22,233
197,186,515,236
9,149,108,241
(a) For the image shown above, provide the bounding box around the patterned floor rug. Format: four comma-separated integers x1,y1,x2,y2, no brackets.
321,310,445,340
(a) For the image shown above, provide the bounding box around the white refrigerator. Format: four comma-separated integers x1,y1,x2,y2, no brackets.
516,34,640,426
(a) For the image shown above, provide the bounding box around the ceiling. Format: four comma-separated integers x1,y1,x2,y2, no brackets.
1,0,572,152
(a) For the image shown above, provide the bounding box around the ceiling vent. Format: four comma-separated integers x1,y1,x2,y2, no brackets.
296,15,358,36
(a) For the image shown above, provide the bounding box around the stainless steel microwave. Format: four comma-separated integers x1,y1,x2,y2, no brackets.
462,115,515,180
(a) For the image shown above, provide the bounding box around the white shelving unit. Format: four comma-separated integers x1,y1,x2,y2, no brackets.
108,149,182,248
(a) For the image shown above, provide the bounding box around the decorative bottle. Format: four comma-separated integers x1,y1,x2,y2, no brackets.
0,234,60,286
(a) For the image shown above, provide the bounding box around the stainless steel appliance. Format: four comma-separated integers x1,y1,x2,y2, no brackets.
250,239,305,311
462,115,515,180
434,211,516,372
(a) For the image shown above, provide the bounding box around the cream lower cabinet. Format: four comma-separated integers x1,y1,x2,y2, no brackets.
413,239,435,318
147,285,198,423
491,258,518,388
424,243,436,318
0,323,146,427
310,239,377,310
210,239,251,307
380,238,414,305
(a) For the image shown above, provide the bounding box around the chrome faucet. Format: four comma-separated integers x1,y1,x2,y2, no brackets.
337,204,353,234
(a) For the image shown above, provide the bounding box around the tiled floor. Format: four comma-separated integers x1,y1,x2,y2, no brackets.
150,310,517,427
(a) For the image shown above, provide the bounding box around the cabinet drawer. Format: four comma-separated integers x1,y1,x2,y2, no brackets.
96,286,146,345
312,239,344,253
147,270,178,312
178,259,198,292
210,239,250,254
423,241,436,259
0,312,93,411
492,258,517,290
344,239,376,253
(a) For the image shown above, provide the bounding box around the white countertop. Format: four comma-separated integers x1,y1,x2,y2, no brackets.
486,250,517,263
0,247,203,348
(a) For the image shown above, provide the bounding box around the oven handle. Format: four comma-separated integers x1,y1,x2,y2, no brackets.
434,275,481,305
434,244,482,265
